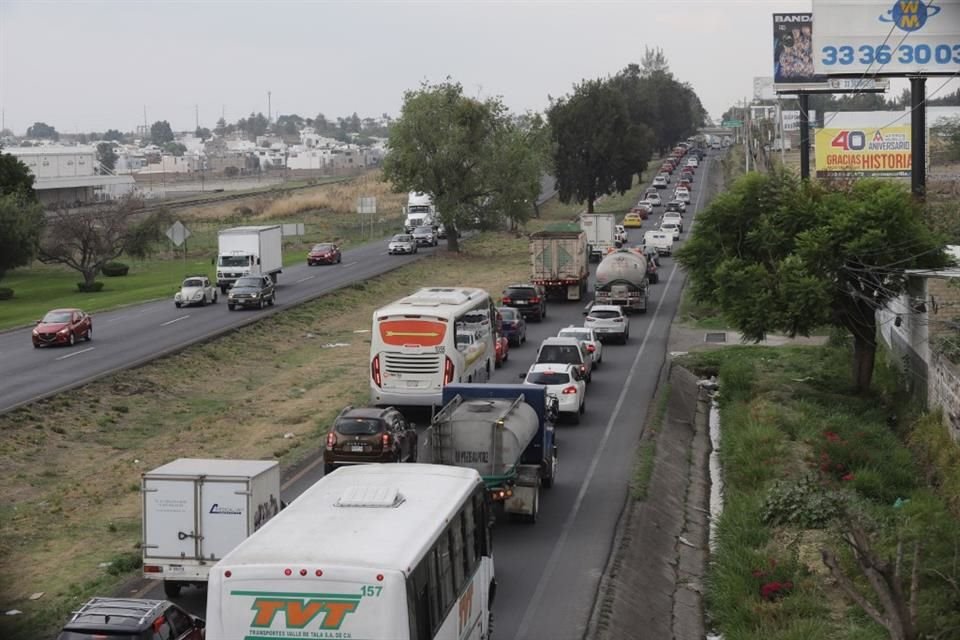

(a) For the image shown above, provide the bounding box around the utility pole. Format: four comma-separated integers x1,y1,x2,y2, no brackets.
143,105,148,142
267,91,272,122
195,104,199,131
744,97,750,173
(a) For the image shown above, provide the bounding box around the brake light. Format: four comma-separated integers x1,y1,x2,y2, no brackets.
502,296,512,304
371,355,381,387
530,296,540,303
326,432,337,449
586,344,596,353
580,365,586,375
562,386,578,395
443,356,455,385
613,317,624,323
143,565,162,573
382,432,392,447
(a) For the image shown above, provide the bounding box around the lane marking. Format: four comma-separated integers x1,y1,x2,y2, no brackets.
161,315,190,326
295,275,316,283
341,261,358,268
512,157,712,640
56,347,95,361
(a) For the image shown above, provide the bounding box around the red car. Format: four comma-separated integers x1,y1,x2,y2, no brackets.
307,242,342,266
32,308,92,348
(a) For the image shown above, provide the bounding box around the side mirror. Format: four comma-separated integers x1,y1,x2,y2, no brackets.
194,618,206,629
35,319,42,324
517,373,526,380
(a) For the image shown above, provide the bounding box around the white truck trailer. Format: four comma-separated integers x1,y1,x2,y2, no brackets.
215,225,283,293
580,213,618,262
141,458,281,598
403,191,436,232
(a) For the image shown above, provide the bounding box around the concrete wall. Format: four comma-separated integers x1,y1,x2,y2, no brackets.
928,352,960,443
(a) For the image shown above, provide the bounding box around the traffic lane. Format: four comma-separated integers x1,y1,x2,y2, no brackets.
0,244,432,414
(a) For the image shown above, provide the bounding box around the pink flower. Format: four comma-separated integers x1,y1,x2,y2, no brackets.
841,473,855,482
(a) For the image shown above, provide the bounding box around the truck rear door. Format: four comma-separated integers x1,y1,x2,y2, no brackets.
143,478,198,560
199,480,250,562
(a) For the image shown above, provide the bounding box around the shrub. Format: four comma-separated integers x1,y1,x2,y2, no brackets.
101,261,129,277
762,474,844,528
0,287,13,300
77,282,105,293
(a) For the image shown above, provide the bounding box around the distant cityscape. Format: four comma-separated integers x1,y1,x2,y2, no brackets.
0,114,391,209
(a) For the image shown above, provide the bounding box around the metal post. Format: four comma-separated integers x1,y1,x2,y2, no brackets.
745,98,751,173
799,93,811,180
778,101,786,166
910,76,926,199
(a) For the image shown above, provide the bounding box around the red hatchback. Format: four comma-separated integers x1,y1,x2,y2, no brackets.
33,308,92,348
307,242,342,266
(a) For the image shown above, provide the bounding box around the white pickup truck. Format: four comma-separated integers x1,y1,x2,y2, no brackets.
644,229,675,256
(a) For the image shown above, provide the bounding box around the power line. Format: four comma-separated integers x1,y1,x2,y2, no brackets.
874,75,960,130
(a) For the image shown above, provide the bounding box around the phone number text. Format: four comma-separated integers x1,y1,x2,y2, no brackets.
821,43,960,66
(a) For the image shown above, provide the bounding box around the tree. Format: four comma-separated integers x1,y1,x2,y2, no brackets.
0,150,36,197
38,196,168,288
384,80,540,252
273,114,304,137
150,120,174,145
162,142,187,156
349,112,362,133
639,46,671,77
237,112,268,140
103,129,125,142
26,122,59,140
676,171,949,391
214,117,227,136
548,78,640,213
96,142,117,171
195,126,212,141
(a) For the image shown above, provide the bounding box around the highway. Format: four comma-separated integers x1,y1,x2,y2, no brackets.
128,152,719,638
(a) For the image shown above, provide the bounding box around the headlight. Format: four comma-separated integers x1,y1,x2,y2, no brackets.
251,293,260,298
58,328,70,335
32,329,39,336
193,292,203,299
174,293,181,300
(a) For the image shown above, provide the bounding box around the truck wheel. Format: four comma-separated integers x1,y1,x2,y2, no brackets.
527,490,539,523
175,302,181,308
268,294,275,307
163,580,182,599
270,273,278,284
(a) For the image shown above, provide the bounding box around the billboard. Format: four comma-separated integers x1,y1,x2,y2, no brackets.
782,110,819,131
754,76,776,101
774,13,823,85
812,0,960,76
815,125,912,177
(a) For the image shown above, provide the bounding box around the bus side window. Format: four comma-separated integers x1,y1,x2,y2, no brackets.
451,514,465,592
474,492,491,556
462,501,477,577
427,547,442,629
437,530,456,613
407,561,432,640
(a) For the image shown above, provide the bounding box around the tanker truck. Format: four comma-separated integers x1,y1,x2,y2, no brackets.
594,248,649,313
430,383,559,522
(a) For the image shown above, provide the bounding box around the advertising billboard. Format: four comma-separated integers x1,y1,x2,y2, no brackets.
815,125,912,177
812,0,960,76
774,13,823,85
782,110,819,131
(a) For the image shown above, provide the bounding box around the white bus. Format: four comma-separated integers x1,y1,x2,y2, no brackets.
205,464,496,640
370,287,497,407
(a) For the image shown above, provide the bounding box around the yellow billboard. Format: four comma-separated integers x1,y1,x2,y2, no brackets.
815,126,912,178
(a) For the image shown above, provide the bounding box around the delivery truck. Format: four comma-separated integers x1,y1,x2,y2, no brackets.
403,191,437,232
580,213,618,262
141,458,281,598
530,224,589,302
431,383,558,522
215,225,283,293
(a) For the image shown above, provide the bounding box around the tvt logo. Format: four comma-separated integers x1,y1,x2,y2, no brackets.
248,595,360,630
879,0,942,32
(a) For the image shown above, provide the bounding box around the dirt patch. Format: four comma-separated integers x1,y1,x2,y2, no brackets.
0,232,530,634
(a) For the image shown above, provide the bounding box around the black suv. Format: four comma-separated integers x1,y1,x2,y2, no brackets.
501,284,547,322
324,406,419,475
227,275,276,310
57,598,204,640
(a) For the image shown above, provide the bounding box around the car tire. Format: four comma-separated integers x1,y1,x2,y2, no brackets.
85,327,92,342
213,292,218,303
570,410,580,425
258,299,265,310
228,304,236,311
580,399,586,415
268,295,275,307
201,296,207,307
495,357,501,369
503,349,508,363
163,580,182,599
68,333,75,347
33,343,39,348
175,302,181,308
338,255,342,264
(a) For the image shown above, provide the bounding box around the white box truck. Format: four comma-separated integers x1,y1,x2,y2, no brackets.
580,213,618,262
141,458,282,598
216,225,283,293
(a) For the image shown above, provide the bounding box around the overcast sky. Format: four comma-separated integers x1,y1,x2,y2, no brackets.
0,0,953,135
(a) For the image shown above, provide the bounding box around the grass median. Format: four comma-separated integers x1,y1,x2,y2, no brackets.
678,342,960,640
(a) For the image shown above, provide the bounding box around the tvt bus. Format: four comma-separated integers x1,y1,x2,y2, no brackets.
370,287,497,407
205,464,496,640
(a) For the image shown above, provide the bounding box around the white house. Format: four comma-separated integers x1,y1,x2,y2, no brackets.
5,145,136,207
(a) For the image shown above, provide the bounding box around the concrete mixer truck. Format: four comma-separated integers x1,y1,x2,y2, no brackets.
594,248,649,313
430,383,559,522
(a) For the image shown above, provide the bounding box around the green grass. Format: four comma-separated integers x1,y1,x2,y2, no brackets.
630,381,672,501
678,344,960,639
677,287,730,330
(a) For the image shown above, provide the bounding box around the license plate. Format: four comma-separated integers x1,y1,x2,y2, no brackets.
167,565,185,573
406,380,419,388
515,301,528,305
351,445,365,452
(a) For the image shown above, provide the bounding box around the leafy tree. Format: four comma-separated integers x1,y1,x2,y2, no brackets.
78,133,89,144
0,150,36,197
0,192,44,285
162,142,187,156
26,122,59,140
349,112,362,133
103,129,125,142
936,116,960,162
639,46,671,76
548,78,640,213
676,171,949,391
96,142,117,171
214,117,227,136
150,120,174,145
0,128,13,138
195,127,212,141
38,196,169,288
273,114,304,137
384,80,540,252
237,112,269,140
